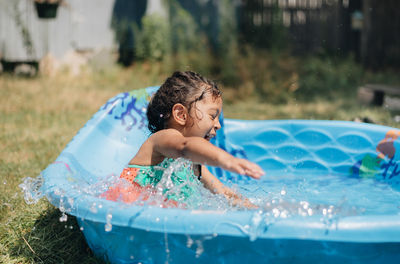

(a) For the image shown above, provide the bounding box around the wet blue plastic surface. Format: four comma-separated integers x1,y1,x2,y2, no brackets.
40,87,400,263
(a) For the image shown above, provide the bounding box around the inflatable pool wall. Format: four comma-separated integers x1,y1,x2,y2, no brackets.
226,118,400,182
39,87,400,263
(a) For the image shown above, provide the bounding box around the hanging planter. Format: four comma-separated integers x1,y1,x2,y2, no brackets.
34,0,62,19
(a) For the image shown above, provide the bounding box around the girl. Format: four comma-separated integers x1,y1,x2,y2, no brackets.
102,71,264,208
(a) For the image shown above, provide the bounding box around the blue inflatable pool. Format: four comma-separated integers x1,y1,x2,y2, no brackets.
26,87,400,263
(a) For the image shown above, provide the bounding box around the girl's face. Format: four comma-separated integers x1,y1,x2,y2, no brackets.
184,94,222,141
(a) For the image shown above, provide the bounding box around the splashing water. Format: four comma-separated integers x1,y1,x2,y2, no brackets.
144,158,232,210
19,175,44,204
19,158,400,245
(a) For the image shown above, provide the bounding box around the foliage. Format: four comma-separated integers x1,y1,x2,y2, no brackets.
216,0,241,86
217,47,373,104
168,0,205,55
34,0,62,3
295,55,364,100
129,0,213,76
134,15,171,61
363,68,400,87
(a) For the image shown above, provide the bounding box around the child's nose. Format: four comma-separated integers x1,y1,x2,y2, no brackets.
215,119,221,130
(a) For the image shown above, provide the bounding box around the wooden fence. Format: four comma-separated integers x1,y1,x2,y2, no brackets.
238,0,400,69
239,0,353,53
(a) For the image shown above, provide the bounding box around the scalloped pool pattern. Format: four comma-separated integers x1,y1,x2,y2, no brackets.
225,119,399,179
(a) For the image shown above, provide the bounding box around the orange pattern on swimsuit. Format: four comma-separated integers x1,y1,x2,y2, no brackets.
120,167,139,183
101,167,144,203
101,167,179,207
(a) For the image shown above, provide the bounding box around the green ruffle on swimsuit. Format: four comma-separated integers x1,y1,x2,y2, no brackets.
128,158,203,205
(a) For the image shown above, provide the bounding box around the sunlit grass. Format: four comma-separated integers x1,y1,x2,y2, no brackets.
0,64,170,263
1,60,399,263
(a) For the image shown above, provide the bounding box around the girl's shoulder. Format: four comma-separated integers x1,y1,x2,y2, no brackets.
148,128,183,141
132,129,184,166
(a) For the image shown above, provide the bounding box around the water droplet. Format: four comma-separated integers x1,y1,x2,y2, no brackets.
186,236,193,247
106,213,112,220
59,213,68,222
105,223,112,232
301,201,309,209
68,197,74,208
195,240,204,258
19,176,44,204
272,208,280,218
90,203,98,213
281,211,288,218
308,208,313,216
105,212,113,232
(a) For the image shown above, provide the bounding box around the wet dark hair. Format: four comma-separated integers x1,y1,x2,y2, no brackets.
147,71,221,134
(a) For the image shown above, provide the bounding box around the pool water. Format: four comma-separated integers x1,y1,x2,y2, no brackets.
243,174,400,216
21,159,400,239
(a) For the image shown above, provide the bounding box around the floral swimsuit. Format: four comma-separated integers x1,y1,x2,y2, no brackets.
101,158,203,207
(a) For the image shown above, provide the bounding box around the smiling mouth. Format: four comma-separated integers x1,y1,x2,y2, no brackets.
204,133,215,141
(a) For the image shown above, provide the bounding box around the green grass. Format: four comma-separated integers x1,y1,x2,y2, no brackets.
1,58,399,263
0,65,170,263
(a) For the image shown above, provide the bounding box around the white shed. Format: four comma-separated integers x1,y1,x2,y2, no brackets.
0,0,165,63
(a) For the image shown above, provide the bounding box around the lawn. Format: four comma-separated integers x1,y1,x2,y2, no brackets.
1,61,399,263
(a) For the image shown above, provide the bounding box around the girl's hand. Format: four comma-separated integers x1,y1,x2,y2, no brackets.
220,185,259,209
225,157,264,179
238,197,259,209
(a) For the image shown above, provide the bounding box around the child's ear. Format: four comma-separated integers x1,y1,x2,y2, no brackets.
172,103,188,126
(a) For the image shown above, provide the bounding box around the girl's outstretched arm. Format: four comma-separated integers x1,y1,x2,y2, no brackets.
200,165,257,209
151,129,264,179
